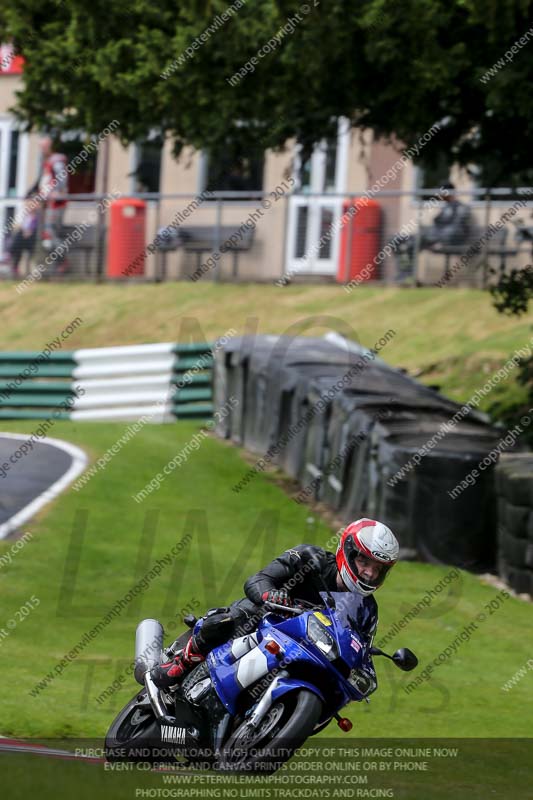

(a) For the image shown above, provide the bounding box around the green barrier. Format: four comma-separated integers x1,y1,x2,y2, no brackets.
0,365,75,378
0,342,215,421
0,351,74,362
0,394,74,408
175,354,213,370
173,342,213,354
0,380,72,392
174,402,214,419
172,373,211,386
0,409,71,420
174,387,212,402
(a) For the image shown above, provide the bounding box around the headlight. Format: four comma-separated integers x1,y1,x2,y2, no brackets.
348,668,376,696
307,614,339,661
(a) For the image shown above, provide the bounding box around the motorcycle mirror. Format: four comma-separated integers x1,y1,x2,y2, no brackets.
391,648,418,672
324,593,336,609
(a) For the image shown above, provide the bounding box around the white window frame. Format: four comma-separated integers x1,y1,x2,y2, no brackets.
285,117,350,276
0,117,29,259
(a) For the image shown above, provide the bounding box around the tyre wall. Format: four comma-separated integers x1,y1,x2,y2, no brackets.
214,334,526,577
496,455,533,595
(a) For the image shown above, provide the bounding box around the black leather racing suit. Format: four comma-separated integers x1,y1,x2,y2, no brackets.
191,544,378,694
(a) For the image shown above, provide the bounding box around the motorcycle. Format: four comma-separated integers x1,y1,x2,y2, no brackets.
105,588,417,774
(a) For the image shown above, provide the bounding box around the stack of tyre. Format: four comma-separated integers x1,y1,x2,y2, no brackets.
214,334,508,573
496,455,533,595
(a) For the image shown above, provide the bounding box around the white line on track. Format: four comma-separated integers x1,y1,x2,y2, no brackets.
0,434,87,540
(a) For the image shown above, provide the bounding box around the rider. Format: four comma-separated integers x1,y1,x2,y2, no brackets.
151,518,399,694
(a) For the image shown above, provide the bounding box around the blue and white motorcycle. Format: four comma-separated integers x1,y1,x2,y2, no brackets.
105,589,417,773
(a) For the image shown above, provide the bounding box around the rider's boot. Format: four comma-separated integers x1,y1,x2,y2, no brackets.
150,636,205,689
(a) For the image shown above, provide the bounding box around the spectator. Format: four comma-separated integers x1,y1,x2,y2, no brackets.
6,193,40,277
427,182,474,247
30,135,69,271
391,182,475,283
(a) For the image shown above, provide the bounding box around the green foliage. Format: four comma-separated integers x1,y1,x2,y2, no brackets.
489,265,533,439
1,0,533,175
490,264,533,316
2,0,532,317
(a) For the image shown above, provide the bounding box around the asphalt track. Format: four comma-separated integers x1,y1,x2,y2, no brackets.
0,736,190,772
0,737,102,762
0,433,87,539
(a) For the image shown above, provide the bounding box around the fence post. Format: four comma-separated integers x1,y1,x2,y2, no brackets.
98,137,111,283
154,195,162,283
412,190,423,285
482,191,491,288
95,197,105,283
280,192,290,283
214,199,222,282
345,193,355,284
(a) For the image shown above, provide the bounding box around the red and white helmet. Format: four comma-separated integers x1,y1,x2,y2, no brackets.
336,518,399,597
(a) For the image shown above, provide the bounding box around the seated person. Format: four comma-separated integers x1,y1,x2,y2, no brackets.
391,182,476,281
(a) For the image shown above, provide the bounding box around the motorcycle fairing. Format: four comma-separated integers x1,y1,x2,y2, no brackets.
207,592,374,715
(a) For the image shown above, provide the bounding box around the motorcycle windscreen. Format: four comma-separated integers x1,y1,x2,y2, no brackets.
319,591,375,647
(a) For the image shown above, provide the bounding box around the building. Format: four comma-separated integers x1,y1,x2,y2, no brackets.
1,46,528,284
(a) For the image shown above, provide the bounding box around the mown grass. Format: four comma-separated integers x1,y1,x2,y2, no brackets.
1,736,531,800
0,420,531,745
1,282,531,413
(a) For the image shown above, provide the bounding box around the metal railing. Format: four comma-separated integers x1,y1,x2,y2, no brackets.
1,188,531,286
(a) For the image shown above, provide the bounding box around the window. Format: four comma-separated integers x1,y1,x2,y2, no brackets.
285,117,349,276
294,130,343,195
323,137,338,192
132,135,163,193
57,133,97,194
416,153,450,190
204,144,264,197
0,120,28,258
8,130,19,195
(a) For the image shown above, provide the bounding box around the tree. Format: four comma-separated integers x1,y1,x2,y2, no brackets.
489,263,533,442
1,0,533,182
2,1,531,418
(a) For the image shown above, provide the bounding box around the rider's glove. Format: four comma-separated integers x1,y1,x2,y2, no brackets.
261,589,293,607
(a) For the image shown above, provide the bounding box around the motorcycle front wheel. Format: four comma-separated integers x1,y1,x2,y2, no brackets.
219,689,322,774
105,690,168,763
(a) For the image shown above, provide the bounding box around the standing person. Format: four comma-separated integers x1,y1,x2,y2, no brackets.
6,193,40,277
31,135,69,271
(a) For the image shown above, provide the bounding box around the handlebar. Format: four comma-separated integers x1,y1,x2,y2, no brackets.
263,601,307,615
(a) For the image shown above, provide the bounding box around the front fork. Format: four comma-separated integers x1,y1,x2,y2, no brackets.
144,671,179,727
246,670,290,729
